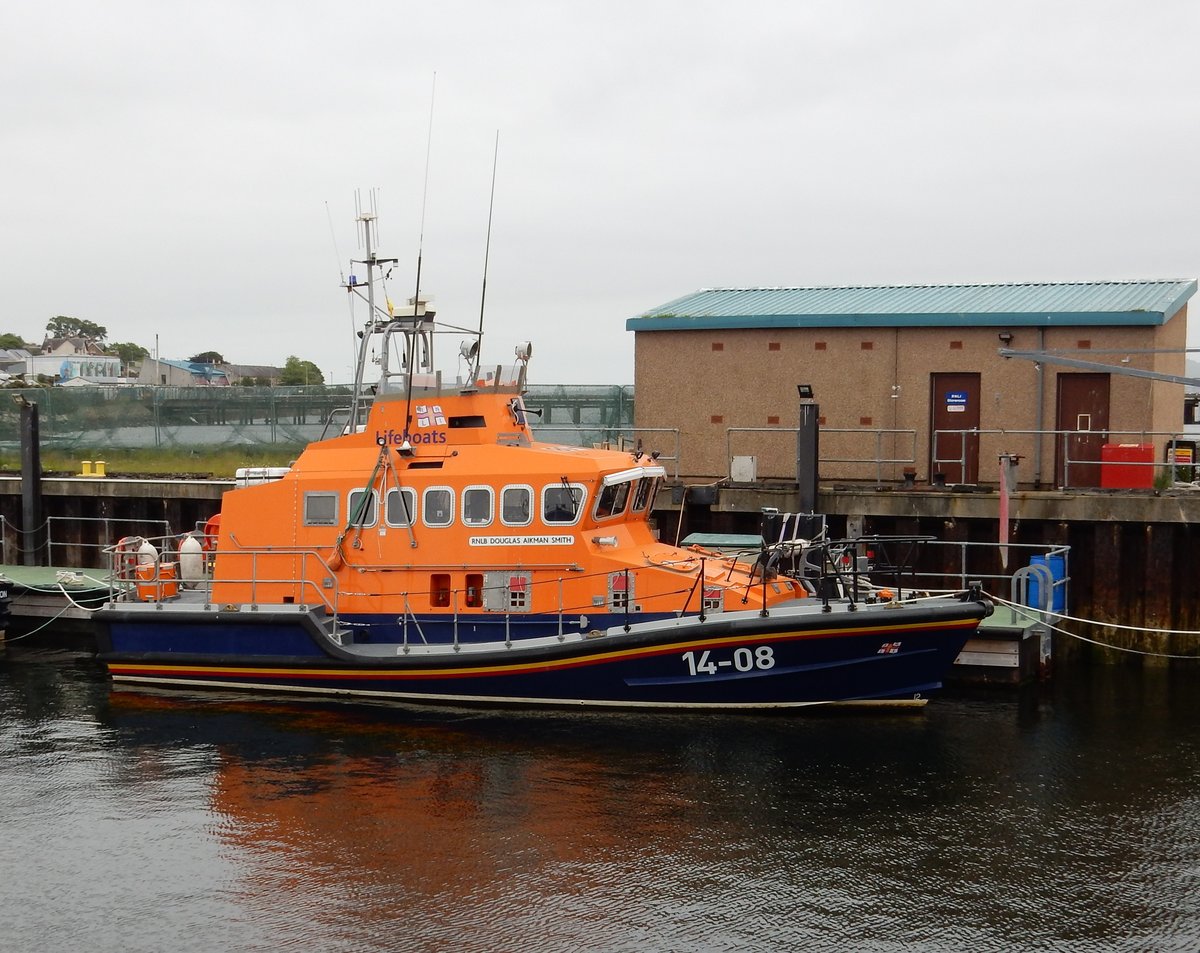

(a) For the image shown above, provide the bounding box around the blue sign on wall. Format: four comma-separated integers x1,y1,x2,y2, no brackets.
946,390,968,413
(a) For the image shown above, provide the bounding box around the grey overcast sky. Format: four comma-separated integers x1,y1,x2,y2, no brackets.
3,0,1198,384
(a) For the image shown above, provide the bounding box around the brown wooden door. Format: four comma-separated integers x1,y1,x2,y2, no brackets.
1055,373,1110,488
930,373,981,484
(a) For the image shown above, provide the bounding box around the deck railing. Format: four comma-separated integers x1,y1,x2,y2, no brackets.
101,533,1058,645
103,534,342,618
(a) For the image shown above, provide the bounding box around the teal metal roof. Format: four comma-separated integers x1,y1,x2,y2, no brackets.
626,280,1198,332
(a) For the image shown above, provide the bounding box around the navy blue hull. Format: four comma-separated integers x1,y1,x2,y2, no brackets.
96,599,989,709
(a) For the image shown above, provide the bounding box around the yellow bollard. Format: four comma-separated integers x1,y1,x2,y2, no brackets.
95,460,107,477
80,460,94,477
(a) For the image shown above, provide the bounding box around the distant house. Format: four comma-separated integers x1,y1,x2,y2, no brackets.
221,363,284,385
24,337,121,383
137,358,231,387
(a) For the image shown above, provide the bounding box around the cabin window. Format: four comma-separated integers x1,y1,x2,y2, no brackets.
385,487,417,527
462,486,494,527
631,477,657,513
542,483,585,525
430,573,451,608
501,485,533,526
348,489,378,527
423,487,455,527
303,492,338,526
593,480,632,521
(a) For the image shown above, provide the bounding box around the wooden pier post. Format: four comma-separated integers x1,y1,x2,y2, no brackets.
19,399,44,567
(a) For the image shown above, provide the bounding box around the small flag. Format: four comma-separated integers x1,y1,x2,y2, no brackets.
878,642,901,655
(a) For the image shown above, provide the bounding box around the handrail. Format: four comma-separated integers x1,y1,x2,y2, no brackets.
102,532,1050,647
932,427,1197,488
531,425,681,479
726,426,917,486
48,516,172,569
104,534,341,617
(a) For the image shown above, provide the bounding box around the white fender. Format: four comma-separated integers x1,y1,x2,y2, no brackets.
178,534,205,586
136,539,159,565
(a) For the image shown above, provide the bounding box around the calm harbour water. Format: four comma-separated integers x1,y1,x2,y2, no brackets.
2,643,1198,953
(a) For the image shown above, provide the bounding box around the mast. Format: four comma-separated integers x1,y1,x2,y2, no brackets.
347,198,397,429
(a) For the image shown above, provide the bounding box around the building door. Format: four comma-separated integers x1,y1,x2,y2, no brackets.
930,373,981,484
1055,373,1110,488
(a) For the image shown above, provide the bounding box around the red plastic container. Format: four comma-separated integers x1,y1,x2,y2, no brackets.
1100,443,1154,489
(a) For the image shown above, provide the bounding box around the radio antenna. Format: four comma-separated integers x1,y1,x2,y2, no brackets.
472,130,499,381
400,72,437,453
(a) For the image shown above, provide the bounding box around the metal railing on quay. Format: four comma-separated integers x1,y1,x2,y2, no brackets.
896,538,1069,607
529,425,681,479
725,426,917,484
933,428,1198,489
46,516,172,569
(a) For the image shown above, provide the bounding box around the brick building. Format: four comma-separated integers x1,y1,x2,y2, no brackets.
627,280,1196,489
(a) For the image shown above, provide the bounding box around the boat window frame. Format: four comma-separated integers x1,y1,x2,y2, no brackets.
462,485,494,528
631,476,658,513
422,486,456,528
500,484,534,527
384,487,418,527
593,478,633,522
347,488,379,528
303,491,339,527
541,482,587,527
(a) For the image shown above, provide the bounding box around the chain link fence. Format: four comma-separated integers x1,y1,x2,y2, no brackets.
0,383,636,452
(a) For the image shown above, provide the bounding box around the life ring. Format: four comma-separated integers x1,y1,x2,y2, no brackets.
202,513,222,552
114,536,143,582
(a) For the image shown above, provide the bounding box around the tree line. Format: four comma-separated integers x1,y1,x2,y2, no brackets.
1,315,324,385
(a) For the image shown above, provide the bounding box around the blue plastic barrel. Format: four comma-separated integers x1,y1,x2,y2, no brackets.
1028,554,1066,612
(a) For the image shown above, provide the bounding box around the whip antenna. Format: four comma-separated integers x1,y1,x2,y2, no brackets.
401,72,437,451
472,130,499,381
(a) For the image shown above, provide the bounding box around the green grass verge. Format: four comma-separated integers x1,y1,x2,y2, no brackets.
0,445,305,478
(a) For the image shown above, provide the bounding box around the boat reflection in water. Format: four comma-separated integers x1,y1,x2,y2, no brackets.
95,669,1200,952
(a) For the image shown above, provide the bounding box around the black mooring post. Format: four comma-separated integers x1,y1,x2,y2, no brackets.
19,399,44,567
796,396,820,514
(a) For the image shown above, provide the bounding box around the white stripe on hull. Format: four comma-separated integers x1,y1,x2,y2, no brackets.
110,674,929,709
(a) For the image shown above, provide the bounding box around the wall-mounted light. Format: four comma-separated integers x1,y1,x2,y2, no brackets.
797,384,814,399
997,331,1014,345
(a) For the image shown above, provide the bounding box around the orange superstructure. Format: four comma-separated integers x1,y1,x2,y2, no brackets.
210,380,803,629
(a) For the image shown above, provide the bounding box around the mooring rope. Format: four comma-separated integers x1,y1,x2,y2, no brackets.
988,593,1200,660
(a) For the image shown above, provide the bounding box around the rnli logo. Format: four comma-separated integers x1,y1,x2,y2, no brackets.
376,404,449,445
